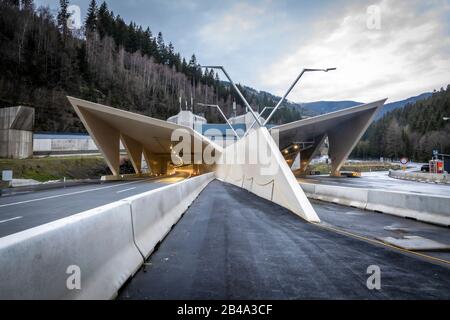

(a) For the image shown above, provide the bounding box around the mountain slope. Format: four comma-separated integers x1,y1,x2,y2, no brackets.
352,86,450,161
297,93,432,118
300,101,362,115
375,92,432,119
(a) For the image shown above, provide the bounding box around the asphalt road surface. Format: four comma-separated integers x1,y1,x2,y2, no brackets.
312,199,450,262
118,180,450,300
0,175,186,238
299,171,450,196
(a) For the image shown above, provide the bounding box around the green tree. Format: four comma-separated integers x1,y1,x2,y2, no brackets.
21,0,33,10
85,0,97,33
57,0,70,38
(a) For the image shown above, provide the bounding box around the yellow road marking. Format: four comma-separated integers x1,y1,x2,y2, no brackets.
311,222,450,266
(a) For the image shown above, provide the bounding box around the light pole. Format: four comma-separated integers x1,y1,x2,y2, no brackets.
263,68,336,126
444,117,449,121
197,103,240,139
200,66,263,127
245,106,275,136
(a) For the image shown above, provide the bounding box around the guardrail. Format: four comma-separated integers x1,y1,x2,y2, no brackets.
0,173,214,300
300,182,450,227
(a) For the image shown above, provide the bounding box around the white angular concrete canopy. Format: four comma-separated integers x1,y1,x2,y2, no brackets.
68,96,385,223
215,127,320,222
271,99,387,176
67,97,222,176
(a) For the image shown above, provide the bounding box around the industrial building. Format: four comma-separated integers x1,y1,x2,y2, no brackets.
0,106,34,159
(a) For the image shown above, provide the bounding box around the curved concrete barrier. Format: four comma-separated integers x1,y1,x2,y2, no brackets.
125,173,214,258
389,170,449,184
366,190,450,226
0,201,143,300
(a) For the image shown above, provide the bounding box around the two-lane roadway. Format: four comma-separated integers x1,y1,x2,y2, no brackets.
0,174,187,238
298,170,450,196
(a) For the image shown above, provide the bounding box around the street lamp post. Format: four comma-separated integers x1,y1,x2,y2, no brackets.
201,66,263,127
444,117,449,121
197,103,240,139
201,65,336,137
245,106,275,136
263,68,336,126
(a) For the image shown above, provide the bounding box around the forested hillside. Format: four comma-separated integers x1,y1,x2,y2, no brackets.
0,0,302,132
352,86,450,161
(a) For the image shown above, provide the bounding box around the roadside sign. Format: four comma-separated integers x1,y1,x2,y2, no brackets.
400,157,409,165
433,150,439,156
2,170,13,181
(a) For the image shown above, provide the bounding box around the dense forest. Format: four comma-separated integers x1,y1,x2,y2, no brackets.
352,86,450,162
0,0,302,132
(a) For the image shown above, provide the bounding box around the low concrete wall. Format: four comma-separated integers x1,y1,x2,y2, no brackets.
33,134,125,155
0,173,214,299
299,182,450,226
389,170,449,184
0,201,143,300
313,184,368,209
366,190,450,226
33,137,97,153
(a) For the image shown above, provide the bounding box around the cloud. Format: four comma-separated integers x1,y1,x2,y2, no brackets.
259,0,450,102
198,2,268,54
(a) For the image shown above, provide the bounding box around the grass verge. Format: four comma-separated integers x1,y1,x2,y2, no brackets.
0,156,109,182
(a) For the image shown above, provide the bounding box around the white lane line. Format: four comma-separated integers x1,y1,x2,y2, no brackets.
0,216,23,224
0,179,152,208
116,187,137,194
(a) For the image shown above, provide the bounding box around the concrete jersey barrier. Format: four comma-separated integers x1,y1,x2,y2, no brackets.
125,173,214,258
0,173,215,299
0,201,142,300
366,189,450,226
389,170,449,184
299,181,450,227
313,184,368,209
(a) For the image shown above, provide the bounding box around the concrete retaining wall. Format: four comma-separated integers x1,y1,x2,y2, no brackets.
0,173,214,299
33,137,98,153
300,182,450,226
33,134,126,155
389,170,449,184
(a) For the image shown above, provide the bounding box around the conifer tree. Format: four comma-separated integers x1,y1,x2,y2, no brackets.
85,0,97,32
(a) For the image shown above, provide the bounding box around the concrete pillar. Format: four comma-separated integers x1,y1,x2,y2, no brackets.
77,108,120,176
328,108,380,176
298,134,327,174
0,106,34,159
121,134,143,174
143,149,169,175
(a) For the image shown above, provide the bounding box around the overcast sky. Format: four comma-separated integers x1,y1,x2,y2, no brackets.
35,0,450,103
